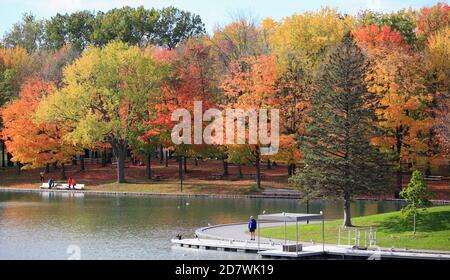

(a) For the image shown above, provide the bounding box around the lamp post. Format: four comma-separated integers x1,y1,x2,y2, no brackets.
179,156,183,192
320,211,324,252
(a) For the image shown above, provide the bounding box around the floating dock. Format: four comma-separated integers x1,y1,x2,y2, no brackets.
172,238,450,260
171,238,281,253
260,244,450,260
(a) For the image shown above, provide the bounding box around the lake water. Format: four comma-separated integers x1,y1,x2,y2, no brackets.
0,191,404,260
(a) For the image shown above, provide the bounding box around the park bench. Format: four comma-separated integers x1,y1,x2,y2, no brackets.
40,183,85,190
207,174,223,180
153,175,162,181
425,175,444,181
245,174,265,180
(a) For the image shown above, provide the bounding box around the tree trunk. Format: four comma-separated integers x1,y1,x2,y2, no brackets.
7,153,13,167
237,163,243,178
160,146,164,164
61,163,66,180
267,159,271,169
111,140,127,183
17,162,21,175
255,150,261,189
394,128,403,198
222,157,229,176
101,149,107,167
1,140,5,167
80,155,85,171
395,170,402,199
194,158,198,166
146,153,152,179
72,157,77,165
306,200,310,224
288,163,296,176
165,151,169,167
343,193,352,227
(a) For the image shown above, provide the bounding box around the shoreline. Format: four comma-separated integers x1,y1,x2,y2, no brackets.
193,222,450,255
1,187,449,204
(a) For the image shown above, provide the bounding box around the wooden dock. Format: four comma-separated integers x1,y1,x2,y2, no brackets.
172,238,450,260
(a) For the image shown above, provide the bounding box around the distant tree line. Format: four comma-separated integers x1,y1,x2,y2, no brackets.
1,6,205,52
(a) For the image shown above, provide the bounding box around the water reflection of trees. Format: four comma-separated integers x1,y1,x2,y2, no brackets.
0,192,405,236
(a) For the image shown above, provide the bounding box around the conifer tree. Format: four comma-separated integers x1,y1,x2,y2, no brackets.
293,33,391,227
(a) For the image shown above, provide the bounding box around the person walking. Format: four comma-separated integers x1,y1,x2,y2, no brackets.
39,171,45,182
248,216,257,240
48,178,55,189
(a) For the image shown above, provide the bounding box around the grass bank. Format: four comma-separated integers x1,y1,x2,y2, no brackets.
260,205,450,251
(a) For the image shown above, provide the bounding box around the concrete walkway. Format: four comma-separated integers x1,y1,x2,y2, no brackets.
195,221,319,245
195,221,450,256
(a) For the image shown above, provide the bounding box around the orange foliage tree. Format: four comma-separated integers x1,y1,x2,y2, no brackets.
1,79,78,177
355,25,433,195
416,2,449,43
221,54,280,188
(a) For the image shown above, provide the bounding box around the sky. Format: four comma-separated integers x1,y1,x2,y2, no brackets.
0,0,443,36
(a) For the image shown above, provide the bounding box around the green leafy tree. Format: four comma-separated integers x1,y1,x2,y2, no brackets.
288,169,321,223
400,170,433,234
36,42,166,183
2,13,45,52
91,7,159,48
43,13,66,50
295,33,390,227
44,11,95,51
156,7,205,49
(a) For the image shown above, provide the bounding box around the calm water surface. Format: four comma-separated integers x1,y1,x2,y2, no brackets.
0,191,404,259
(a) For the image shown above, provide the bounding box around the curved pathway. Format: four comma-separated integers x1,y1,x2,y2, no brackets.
195,221,319,245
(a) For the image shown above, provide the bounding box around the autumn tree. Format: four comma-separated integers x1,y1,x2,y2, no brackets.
416,2,449,45
36,42,165,183
267,8,354,138
267,8,354,73
425,27,450,155
358,9,417,46
1,79,77,177
0,46,31,167
29,44,80,85
294,34,390,227
355,23,433,195
269,135,301,175
221,54,280,188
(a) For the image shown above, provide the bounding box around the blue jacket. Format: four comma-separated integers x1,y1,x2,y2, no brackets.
248,219,257,230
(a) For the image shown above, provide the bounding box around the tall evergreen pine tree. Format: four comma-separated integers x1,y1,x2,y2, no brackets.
294,33,391,227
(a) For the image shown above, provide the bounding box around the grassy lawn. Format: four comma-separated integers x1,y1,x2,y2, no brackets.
260,205,450,251
97,180,261,195
0,160,449,198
